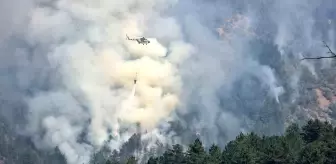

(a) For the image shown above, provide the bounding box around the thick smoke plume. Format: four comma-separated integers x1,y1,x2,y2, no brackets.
20,0,191,163
0,0,335,163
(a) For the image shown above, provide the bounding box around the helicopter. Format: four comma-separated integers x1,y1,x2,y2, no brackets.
126,34,151,45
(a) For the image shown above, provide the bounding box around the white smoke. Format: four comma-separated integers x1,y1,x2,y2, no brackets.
1,0,335,163
17,0,192,163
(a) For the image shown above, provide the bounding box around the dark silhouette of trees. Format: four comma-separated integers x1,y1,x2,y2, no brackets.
102,119,336,164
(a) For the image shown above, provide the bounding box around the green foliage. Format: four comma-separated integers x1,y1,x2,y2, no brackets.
157,144,186,164
126,156,137,164
99,119,336,164
301,120,329,143
147,157,159,164
186,138,207,164
208,144,221,164
105,158,120,164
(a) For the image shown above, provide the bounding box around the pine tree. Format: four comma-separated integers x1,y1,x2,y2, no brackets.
284,123,304,163
147,157,158,164
126,156,137,164
104,120,336,164
105,160,113,164
186,138,207,164
161,144,186,164
208,144,222,164
300,119,330,143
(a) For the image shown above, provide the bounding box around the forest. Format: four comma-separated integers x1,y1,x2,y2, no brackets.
102,119,336,164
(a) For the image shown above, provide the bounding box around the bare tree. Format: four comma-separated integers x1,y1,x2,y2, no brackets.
301,41,336,60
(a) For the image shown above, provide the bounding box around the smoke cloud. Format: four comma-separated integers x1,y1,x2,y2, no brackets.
0,0,335,163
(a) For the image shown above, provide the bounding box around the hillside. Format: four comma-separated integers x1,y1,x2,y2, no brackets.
0,114,66,164
0,0,336,164
102,119,336,164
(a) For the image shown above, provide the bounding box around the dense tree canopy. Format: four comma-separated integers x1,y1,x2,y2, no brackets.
101,119,336,164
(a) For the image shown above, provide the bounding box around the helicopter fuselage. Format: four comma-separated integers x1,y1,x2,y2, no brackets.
136,38,150,45
126,35,150,45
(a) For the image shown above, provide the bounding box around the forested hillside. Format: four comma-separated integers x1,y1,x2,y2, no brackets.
1,109,336,164
0,114,66,164
1,0,336,164
101,119,336,164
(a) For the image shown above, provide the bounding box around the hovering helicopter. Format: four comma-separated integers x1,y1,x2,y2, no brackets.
126,34,150,45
